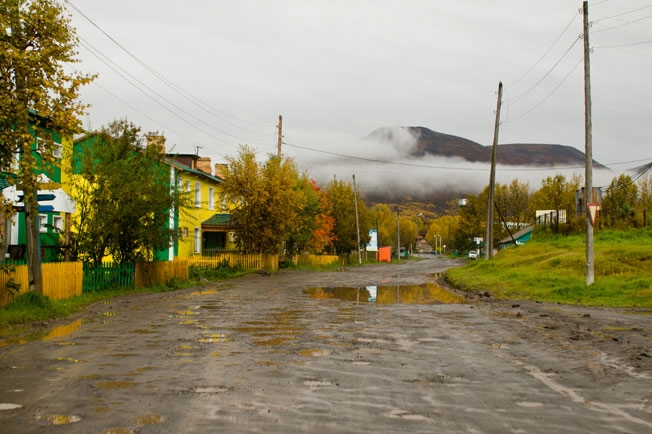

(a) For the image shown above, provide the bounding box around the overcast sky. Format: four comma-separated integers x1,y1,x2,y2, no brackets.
65,0,652,190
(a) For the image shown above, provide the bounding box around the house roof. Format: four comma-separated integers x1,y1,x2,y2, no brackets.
202,213,232,227
166,159,223,183
499,225,534,245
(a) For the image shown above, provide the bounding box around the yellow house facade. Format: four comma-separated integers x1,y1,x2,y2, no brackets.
163,155,236,260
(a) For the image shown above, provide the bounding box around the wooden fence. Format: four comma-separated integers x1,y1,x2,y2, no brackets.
292,254,339,266
0,262,82,308
1,253,282,308
187,253,278,271
135,260,188,288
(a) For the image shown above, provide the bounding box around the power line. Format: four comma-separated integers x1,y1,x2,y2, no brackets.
592,11,652,33
509,12,580,88
506,37,581,107
63,0,275,136
504,57,583,123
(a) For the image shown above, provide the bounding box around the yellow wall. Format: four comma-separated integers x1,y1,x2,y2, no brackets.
175,169,236,258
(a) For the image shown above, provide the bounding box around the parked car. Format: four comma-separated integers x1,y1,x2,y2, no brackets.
468,250,478,259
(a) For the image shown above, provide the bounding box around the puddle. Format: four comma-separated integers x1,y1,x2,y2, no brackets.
0,318,84,347
94,381,137,390
299,349,331,357
0,403,22,410
44,319,84,340
99,429,133,434
197,333,230,343
304,283,466,305
45,415,81,425
133,414,164,425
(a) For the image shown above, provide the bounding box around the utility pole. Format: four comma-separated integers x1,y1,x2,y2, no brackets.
353,175,361,265
583,1,594,285
277,115,283,158
485,81,503,260
396,211,400,262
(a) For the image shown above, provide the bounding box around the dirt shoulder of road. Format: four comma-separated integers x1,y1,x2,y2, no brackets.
436,275,652,374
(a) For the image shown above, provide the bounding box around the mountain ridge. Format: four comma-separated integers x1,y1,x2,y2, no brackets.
368,126,606,168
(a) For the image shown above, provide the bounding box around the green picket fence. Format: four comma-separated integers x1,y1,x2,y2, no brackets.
82,262,135,292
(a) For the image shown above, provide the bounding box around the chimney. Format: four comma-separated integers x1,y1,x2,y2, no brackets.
146,135,166,154
196,157,212,175
214,163,228,179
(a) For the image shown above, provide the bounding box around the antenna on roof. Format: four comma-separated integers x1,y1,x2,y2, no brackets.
195,145,203,156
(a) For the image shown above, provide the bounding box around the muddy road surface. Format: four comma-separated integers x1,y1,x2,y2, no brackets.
1,256,651,433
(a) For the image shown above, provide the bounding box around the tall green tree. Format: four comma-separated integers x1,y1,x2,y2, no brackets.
71,120,183,265
223,146,303,254
1,0,94,290
326,177,370,258
602,174,638,229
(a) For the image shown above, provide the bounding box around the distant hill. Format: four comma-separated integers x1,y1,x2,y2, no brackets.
368,126,606,168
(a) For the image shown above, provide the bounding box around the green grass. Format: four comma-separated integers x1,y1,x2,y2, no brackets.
446,226,652,308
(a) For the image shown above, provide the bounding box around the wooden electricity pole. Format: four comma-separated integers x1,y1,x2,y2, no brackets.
583,1,594,285
353,175,361,264
277,115,283,158
485,81,503,260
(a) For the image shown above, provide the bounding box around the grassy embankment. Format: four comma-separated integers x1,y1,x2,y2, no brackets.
446,226,652,308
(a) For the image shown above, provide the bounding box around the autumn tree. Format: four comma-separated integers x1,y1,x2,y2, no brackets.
602,174,638,229
326,177,370,258
368,204,397,248
528,174,579,233
285,175,334,255
1,0,94,290
222,146,304,255
495,179,531,226
70,120,184,265
454,190,487,252
426,215,460,254
637,174,652,226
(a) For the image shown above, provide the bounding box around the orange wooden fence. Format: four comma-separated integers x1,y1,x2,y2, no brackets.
292,254,339,266
0,262,83,308
1,253,282,308
135,260,189,288
187,253,278,271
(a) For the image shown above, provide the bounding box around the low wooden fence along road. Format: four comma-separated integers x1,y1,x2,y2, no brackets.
0,253,338,307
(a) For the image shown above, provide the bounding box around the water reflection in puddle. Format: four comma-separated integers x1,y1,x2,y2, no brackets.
304,283,466,305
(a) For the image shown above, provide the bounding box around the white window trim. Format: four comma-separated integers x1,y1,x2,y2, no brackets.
39,214,48,233
53,215,63,231
52,142,62,159
194,228,201,254
208,187,214,210
195,182,201,208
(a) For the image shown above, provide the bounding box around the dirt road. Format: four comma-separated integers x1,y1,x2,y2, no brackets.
0,256,651,433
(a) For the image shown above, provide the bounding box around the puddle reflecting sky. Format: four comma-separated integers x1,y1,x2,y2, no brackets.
304,283,466,305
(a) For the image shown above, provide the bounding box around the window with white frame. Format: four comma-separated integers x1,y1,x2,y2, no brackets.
185,180,191,192
194,228,201,253
195,182,201,207
221,193,227,211
53,215,63,232
208,187,214,210
52,142,62,159
183,227,188,238
39,215,48,233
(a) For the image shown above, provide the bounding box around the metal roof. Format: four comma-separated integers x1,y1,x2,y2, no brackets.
202,213,233,227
